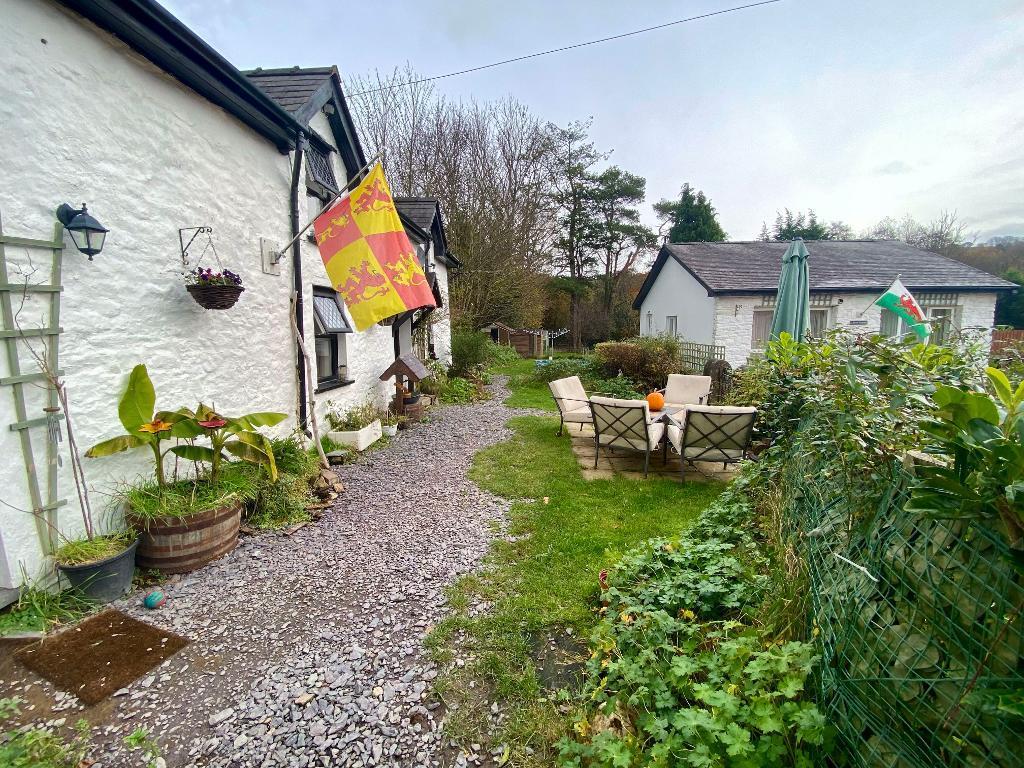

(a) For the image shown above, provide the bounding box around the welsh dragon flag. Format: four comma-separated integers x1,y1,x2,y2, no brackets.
876,278,929,342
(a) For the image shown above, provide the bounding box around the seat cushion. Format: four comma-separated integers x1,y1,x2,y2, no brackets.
598,421,664,451
549,376,589,414
562,406,592,424
664,375,711,406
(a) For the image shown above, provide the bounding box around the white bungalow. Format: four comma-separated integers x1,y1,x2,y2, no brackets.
634,240,1016,368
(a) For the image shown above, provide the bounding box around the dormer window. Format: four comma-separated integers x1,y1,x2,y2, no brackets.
305,137,338,195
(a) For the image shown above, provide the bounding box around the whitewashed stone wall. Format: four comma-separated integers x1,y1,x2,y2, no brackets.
712,291,1000,367
0,0,397,595
432,258,453,365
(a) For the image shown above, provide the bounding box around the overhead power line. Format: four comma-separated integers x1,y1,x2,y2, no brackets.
347,0,783,98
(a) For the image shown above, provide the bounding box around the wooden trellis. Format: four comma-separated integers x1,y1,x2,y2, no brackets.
0,209,66,556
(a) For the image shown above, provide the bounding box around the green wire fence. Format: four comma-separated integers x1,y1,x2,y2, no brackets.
786,460,1023,768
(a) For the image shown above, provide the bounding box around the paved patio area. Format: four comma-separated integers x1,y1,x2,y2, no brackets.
566,423,738,482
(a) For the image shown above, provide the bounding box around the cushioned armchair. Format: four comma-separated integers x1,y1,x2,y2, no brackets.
661,374,712,408
589,396,665,478
549,376,593,436
665,405,756,480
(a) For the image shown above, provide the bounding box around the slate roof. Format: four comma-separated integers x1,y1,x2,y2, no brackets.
634,240,1015,307
242,66,334,114
395,198,439,232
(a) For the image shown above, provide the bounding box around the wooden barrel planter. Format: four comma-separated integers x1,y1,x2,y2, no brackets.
130,500,241,574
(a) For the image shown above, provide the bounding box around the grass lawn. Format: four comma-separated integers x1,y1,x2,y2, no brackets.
490,358,557,411
430,414,723,765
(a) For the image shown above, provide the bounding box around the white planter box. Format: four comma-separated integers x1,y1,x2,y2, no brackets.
381,424,399,437
328,420,382,451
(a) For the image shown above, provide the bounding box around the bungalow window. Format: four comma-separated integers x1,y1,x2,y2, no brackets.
809,309,831,338
665,316,678,337
881,305,957,344
751,309,773,348
312,288,352,389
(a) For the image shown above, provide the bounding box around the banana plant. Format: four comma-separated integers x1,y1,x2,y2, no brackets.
85,364,204,486
169,404,286,483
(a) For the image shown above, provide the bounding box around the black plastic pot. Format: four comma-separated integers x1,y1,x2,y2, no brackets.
403,394,421,405
57,539,138,603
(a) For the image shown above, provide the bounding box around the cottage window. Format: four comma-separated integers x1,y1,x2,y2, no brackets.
665,316,678,337
305,141,338,193
751,309,773,348
313,288,352,390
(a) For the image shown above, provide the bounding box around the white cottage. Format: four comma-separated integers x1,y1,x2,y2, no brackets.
0,0,455,605
634,240,1016,367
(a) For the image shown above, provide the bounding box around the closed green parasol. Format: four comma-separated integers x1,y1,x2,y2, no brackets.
770,238,811,342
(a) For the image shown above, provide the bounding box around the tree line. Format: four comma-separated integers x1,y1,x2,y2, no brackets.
349,68,1023,339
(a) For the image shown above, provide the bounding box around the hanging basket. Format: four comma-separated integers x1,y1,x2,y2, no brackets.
187,284,244,310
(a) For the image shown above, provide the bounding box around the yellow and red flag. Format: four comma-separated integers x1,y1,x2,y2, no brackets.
313,163,436,331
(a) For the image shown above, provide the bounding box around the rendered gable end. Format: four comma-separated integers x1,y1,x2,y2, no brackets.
638,257,715,343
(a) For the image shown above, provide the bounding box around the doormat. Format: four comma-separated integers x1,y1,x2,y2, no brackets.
15,609,188,705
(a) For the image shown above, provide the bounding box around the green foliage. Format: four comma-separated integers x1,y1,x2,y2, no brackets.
755,330,986,517
531,357,641,400
0,586,92,636
122,465,261,524
169,404,285,484
560,492,828,767
907,367,1024,551
654,183,727,242
122,727,162,768
243,436,321,530
53,532,135,567
451,330,519,376
86,364,285,486
763,209,850,241
594,336,683,393
724,358,773,409
325,401,379,432
0,698,90,768
437,375,484,404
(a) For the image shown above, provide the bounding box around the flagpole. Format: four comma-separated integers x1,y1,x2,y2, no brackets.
275,152,382,260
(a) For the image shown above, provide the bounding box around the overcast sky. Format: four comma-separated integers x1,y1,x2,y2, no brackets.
164,0,1023,242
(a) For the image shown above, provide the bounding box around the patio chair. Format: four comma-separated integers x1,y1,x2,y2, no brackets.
589,396,665,478
660,374,712,408
665,405,757,480
549,376,593,436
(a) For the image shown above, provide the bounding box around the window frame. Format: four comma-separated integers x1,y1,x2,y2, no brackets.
751,308,774,349
312,287,353,392
808,308,831,339
665,315,678,337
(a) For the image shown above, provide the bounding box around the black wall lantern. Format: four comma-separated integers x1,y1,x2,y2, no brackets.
56,203,108,260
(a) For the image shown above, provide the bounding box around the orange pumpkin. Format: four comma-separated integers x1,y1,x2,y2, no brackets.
646,392,665,411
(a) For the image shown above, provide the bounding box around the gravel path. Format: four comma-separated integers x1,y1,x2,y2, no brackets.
3,380,533,768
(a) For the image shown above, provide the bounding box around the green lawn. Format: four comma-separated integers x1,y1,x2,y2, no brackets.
490,358,558,411
431,414,723,764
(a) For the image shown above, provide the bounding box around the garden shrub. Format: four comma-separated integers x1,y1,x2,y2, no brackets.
451,330,520,376
438,375,485,404
532,357,642,399
593,336,683,393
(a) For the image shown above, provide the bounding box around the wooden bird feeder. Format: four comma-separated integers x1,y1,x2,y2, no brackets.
379,353,431,422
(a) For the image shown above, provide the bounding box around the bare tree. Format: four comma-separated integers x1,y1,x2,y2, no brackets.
347,67,559,330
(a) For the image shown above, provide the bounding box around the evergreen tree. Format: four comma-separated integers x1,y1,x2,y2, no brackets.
654,183,727,242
